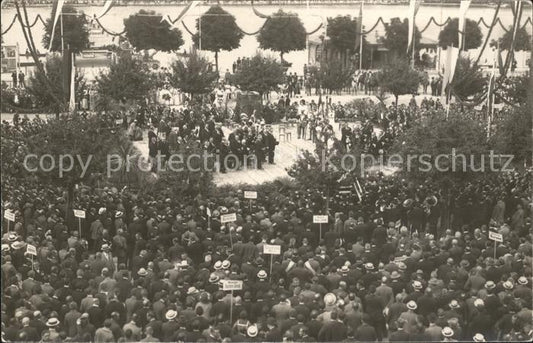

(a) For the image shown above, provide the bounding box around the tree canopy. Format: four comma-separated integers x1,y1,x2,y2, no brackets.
42,5,90,53
231,53,286,97
377,57,420,105
490,105,532,167
257,9,307,60
96,52,155,107
450,57,487,102
496,26,532,51
169,50,218,98
438,18,483,50
27,55,86,113
327,15,358,53
383,17,421,57
124,9,184,52
193,5,243,71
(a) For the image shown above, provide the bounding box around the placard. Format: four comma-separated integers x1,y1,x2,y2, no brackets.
222,280,243,291
26,244,37,256
263,244,281,255
489,231,503,242
73,209,86,219
244,191,258,199
313,215,329,224
221,213,237,223
206,207,211,217
4,210,15,222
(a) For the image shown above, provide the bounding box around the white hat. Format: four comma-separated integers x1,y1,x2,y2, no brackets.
214,261,223,270
518,276,528,285
115,211,123,218
257,270,267,279
473,333,486,342
137,268,148,276
474,299,485,307
98,207,106,215
442,326,454,337
101,244,110,251
324,293,337,306
165,310,177,320
449,300,460,309
46,318,60,327
485,281,496,289
1,244,10,252
247,325,258,337
503,281,514,290
221,260,231,269
407,300,417,310
365,263,374,270
340,265,349,273
187,287,198,295
413,280,423,290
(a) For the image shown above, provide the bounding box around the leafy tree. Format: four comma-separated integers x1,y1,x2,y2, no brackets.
1,114,125,222
450,57,487,102
495,75,528,106
193,5,243,72
496,26,531,51
124,9,184,52
231,53,286,98
490,105,532,167
96,52,155,108
392,110,490,185
169,50,218,100
383,17,421,57
377,57,420,106
327,15,358,53
319,59,355,94
257,9,306,61
27,55,86,114
438,18,483,50
42,5,90,53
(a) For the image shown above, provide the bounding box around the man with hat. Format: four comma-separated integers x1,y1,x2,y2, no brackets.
44,318,61,342
398,301,418,334
442,326,457,341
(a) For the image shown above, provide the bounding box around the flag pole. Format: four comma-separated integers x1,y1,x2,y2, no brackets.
359,2,364,70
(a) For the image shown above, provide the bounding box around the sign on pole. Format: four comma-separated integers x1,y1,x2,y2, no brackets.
26,244,37,256
73,209,86,219
244,191,258,199
263,244,281,255
222,280,243,291
221,213,237,223
4,210,15,222
206,207,211,217
488,231,503,242
313,215,328,224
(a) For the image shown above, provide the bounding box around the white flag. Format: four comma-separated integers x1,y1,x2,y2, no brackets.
161,0,200,28
458,0,471,50
69,52,76,112
95,0,114,19
441,46,460,97
49,0,66,51
407,0,422,53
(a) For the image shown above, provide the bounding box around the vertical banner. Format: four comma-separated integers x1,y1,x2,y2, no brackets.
69,52,76,112
95,0,114,19
357,1,364,70
49,0,66,51
407,0,422,54
441,46,459,97
457,0,471,51
162,0,200,29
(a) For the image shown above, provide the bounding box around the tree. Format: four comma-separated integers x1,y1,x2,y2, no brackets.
377,57,420,106
496,26,532,51
231,53,286,99
27,55,86,114
257,9,306,61
124,9,184,52
319,59,354,94
1,114,125,222
490,105,532,167
438,18,483,50
327,15,358,53
383,17,421,57
193,5,243,72
495,75,528,106
42,5,90,53
96,52,155,108
450,57,487,102
169,50,218,100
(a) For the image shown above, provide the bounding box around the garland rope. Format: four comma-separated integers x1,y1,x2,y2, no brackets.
474,0,502,65
306,22,323,35
94,17,126,36
21,14,43,28
362,17,385,35
1,14,18,35
181,20,195,36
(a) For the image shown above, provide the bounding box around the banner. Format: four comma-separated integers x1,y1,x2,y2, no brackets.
407,0,422,53
441,46,460,97
49,0,66,51
355,2,363,50
69,52,76,112
95,0,114,19
457,0,471,50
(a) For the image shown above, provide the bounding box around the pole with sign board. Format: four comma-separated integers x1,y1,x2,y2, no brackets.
221,213,237,249
489,231,503,259
223,280,243,325
26,244,37,271
263,244,281,282
74,209,86,237
206,208,211,229
313,215,328,241
244,191,257,212
4,210,15,233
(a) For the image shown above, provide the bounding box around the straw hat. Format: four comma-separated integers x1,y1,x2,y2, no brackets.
247,325,258,337
46,318,60,327
442,327,454,337
473,333,486,342
257,270,267,279
165,310,177,320
324,293,337,306
407,301,417,310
